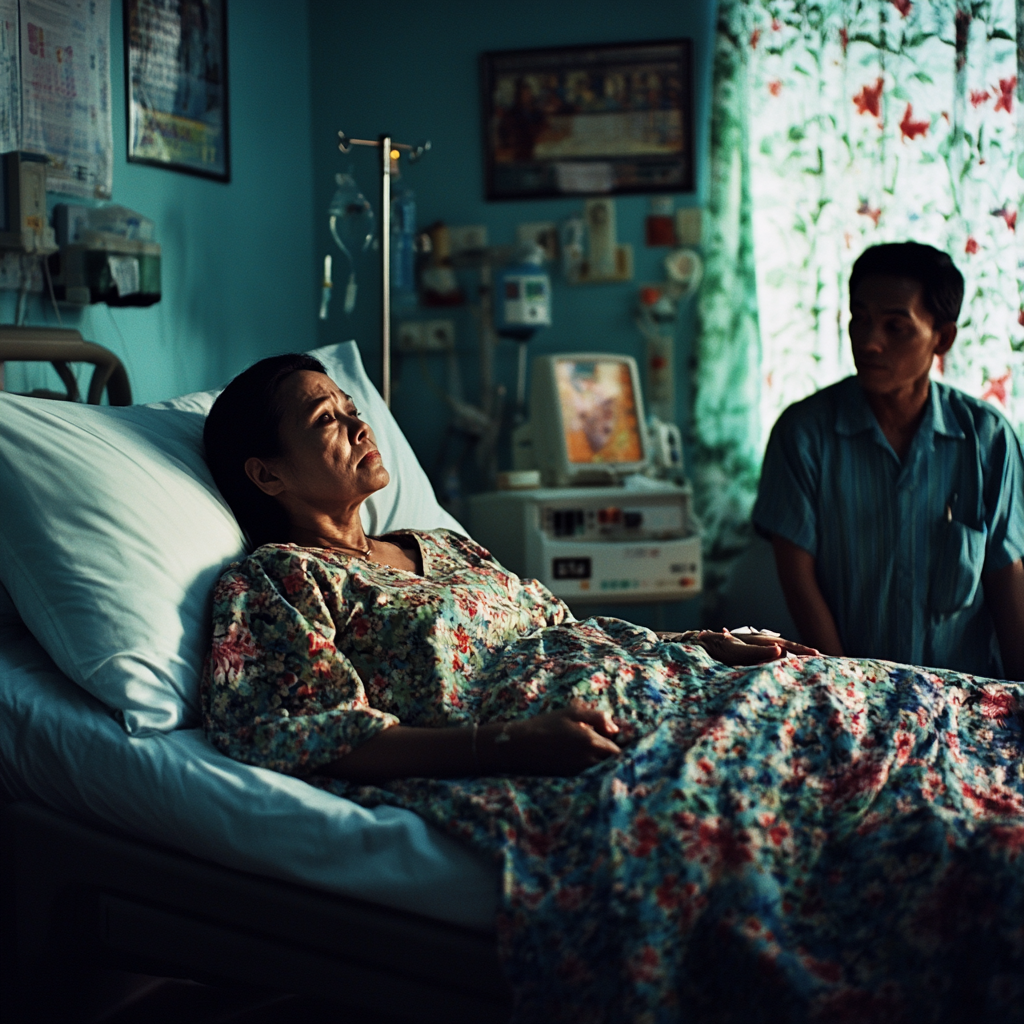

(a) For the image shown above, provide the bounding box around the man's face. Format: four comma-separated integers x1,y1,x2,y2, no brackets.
848,274,956,396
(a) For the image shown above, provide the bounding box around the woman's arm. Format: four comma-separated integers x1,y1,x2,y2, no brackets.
320,705,622,782
771,534,845,656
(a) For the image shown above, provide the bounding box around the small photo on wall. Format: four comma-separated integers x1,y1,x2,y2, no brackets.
124,0,230,182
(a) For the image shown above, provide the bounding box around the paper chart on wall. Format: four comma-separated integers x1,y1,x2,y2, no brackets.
19,0,112,198
0,0,19,153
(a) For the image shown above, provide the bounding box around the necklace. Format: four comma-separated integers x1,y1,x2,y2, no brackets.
330,537,374,559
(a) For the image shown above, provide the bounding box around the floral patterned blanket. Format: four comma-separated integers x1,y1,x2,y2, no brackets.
205,531,1024,1023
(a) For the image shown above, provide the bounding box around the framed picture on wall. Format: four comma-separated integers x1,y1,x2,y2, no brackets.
480,39,694,201
124,0,230,182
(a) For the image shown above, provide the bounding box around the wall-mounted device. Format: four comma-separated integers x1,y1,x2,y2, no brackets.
0,153,57,254
647,416,684,481
495,257,551,338
493,241,551,422
562,199,634,285
664,248,703,297
48,204,161,306
636,285,678,423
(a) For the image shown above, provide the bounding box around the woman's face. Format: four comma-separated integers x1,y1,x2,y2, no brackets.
249,370,389,515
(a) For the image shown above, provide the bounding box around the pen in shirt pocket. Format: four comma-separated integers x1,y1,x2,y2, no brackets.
945,492,958,523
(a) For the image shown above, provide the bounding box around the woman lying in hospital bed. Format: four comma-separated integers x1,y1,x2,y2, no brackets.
202,354,1024,1024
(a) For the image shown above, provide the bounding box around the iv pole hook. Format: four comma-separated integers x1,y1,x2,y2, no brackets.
338,131,430,159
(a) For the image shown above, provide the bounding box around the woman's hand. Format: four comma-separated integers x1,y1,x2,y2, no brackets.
322,704,621,783
657,629,819,666
480,703,622,777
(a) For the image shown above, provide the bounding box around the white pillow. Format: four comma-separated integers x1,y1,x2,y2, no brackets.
0,341,462,735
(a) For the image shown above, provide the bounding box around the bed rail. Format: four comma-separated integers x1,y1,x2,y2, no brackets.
0,326,131,405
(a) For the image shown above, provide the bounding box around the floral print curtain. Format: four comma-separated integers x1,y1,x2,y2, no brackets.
695,0,1024,606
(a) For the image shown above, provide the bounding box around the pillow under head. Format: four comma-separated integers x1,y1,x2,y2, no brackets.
0,341,461,734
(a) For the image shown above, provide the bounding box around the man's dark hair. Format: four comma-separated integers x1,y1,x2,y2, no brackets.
204,353,328,548
849,242,964,327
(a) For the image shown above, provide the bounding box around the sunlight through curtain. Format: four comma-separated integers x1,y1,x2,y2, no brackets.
695,0,1024,606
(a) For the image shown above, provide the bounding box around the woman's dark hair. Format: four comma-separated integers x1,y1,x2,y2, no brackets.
204,353,328,548
849,242,964,327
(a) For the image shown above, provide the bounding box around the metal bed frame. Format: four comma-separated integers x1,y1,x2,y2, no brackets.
0,326,131,405
0,801,510,1023
0,335,510,1022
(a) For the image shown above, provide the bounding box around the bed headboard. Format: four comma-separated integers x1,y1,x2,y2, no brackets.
0,326,131,405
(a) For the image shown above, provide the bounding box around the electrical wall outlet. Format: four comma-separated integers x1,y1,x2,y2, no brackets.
397,321,425,352
0,251,43,292
675,208,703,246
448,224,488,255
397,319,454,352
515,221,558,261
423,319,455,351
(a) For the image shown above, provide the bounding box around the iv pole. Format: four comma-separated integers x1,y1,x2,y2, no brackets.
337,131,430,408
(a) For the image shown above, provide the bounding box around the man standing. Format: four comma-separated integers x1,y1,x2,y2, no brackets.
753,242,1024,678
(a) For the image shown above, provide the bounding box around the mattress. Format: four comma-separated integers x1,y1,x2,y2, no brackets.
0,618,499,930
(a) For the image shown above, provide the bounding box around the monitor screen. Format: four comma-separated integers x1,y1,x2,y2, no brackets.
555,358,644,466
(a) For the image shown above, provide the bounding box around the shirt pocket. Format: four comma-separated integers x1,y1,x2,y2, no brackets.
929,520,987,614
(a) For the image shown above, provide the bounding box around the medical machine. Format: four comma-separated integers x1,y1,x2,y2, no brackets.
470,481,701,604
511,353,649,487
471,352,701,604
49,203,161,306
0,152,56,254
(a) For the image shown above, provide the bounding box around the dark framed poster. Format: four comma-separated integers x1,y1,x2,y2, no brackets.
481,39,694,200
124,0,230,182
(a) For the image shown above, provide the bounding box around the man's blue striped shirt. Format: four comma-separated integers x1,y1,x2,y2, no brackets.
752,376,1024,677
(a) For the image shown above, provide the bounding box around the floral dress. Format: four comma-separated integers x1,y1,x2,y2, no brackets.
204,529,1024,1024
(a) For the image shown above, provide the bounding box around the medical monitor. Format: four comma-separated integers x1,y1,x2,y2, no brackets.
516,353,649,486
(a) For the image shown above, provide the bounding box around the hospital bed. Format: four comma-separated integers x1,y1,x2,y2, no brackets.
0,330,512,1022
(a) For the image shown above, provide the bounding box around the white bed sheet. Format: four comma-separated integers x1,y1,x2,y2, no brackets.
0,620,498,930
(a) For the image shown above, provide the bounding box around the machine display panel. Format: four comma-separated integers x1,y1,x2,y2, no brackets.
555,358,643,466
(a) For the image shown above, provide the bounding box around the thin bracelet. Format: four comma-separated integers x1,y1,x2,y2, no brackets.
471,721,480,774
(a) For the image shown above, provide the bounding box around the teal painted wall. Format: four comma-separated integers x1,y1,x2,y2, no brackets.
308,0,716,486
2,0,316,404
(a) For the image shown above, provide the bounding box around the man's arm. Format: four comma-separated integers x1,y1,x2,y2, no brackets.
983,557,1024,680
770,534,846,656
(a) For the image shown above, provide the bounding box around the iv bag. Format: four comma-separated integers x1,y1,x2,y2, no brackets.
328,172,375,314
328,172,375,254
